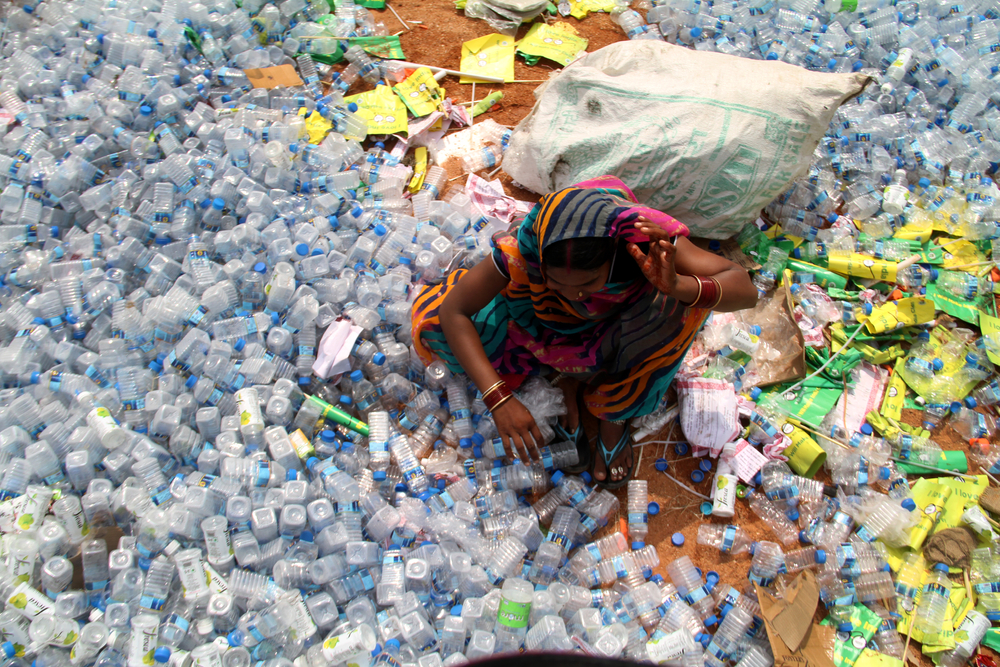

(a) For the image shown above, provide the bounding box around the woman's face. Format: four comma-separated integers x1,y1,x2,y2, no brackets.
543,262,612,302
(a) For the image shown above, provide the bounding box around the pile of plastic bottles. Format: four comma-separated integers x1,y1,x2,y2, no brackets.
0,0,999,663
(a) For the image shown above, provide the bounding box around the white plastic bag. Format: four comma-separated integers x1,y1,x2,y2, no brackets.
677,377,739,457
503,41,869,238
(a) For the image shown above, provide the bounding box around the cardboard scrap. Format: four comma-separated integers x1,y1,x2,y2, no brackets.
763,570,820,652
756,571,836,667
244,64,304,89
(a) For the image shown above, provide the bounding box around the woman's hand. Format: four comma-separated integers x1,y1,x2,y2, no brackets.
627,219,678,296
491,397,543,461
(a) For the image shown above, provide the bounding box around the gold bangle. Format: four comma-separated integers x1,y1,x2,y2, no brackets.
480,380,504,398
709,277,723,309
683,276,702,307
491,394,514,412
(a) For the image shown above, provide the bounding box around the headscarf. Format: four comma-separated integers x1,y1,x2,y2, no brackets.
500,176,689,333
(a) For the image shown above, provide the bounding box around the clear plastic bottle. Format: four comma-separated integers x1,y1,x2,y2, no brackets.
665,556,714,620
697,525,754,556
911,564,952,638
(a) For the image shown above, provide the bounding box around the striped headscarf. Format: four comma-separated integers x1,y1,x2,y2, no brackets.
506,176,690,331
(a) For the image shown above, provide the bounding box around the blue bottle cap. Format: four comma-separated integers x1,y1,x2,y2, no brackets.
965,397,978,408
690,26,702,38
699,459,712,472
704,615,719,627
373,471,386,480
901,498,916,511
815,549,827,564
750,387,762,401
950,401,963,413
185,375,198,388
580,471,593,484
348,103,359,113
754,471,762,486
632,541,645,550
140,105,152,116
286,469,297,481
298,377,311,386
227,631,243,647
700,501,713,515
749,325,762,336
212,198,225,210
296,243,310,256
690,469,704,483
339,395,352,406
418,491,431,501
460,438,473,450
675,442,689,456
386,639,401,651
233,338,246,352
670,532,685,546
706,571,720,587
1,643,15,660
932,358,944,371
799,530,810,544
321,430,336,442
372,352,386,365
451,605,463,616
860,423,872,435
648,502,659,515
154,648,171,664
838,623,853,633
786,509,800,521
472,433,485,446
654,458,668,471
270,312,281,325
29,371,40,384
350,370,363,382
933,563,949,573
550,470,564,485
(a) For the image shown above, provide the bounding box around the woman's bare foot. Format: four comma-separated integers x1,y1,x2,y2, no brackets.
592,419,632,484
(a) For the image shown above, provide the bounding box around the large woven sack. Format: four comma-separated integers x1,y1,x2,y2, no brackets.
503,41,869,238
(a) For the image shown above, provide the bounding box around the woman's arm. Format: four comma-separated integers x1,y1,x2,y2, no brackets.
672,236,759,312
438,257,544,459
627,221,758,312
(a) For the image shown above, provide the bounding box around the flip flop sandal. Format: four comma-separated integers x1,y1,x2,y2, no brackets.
554,386,591,474
595,425,633,490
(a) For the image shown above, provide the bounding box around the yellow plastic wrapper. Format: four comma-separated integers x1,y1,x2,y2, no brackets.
827,253,898,282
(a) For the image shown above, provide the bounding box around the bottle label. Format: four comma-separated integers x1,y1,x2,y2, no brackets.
289,430,315,460
721,525,738,553
204,563,230,594
496,598,530,629
973,582,1000,594
854,525,878,543
176,556,206,597
627,512,648,525
205,528,233,562
6,582,54,619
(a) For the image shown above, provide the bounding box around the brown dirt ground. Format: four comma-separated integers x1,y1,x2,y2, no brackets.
350,4,995,661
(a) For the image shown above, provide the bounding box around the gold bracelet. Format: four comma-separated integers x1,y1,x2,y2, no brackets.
491,394,514,411
709,277,723,309
480,380,504,398
683,276,702,307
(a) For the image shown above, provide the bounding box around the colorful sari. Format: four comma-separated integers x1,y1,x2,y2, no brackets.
411,176,711,421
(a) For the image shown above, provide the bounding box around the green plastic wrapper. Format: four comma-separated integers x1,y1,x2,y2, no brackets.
897,451,968,475
821,604,881,667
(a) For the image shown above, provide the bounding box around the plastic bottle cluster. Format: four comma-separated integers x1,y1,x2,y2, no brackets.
0,0,999,663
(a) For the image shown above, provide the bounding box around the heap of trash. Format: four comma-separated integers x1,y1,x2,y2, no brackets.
0,0,999,666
